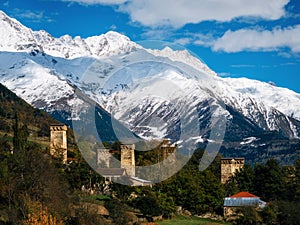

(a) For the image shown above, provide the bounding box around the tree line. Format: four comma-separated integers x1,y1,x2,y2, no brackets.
1,112,300,224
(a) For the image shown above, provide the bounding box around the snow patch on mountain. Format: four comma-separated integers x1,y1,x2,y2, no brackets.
223,77,300,120
147,47,217,76
1,10,300,140
0,52,73,108
0,11,40,53
240,137,258,145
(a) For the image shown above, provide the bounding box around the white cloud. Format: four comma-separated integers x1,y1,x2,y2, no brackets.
119,0,289,28
61,0,126,5
193,33,216,47
109,24,117,30
230,64,256,68
59,0,289,28
141,29,173,40
174,38,192,46
11,9,55,23
278,51,293,58
17,11,44,20
212,25,300,52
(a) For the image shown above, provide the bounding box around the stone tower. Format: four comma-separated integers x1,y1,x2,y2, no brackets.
160,139,176,163
97,149,112,168
221,158,245,184
121,144,135,177
50,124,67,163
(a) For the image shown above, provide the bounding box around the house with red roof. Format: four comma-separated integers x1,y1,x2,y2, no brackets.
223,191,266,217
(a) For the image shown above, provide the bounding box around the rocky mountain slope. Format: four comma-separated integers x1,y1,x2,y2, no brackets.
0,10,299,164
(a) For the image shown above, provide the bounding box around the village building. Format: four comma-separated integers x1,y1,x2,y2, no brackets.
96,143,152,186
95,139,178,186
223,191,266,218
97,168,127,182
130,176,152,187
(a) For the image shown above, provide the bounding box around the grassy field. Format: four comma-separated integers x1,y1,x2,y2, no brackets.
157,216,230,225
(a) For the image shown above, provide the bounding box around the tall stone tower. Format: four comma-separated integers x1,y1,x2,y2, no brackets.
121,144,135,177
50,124,68,163
160,139,176,163
97,149,112,168
221,158,245,184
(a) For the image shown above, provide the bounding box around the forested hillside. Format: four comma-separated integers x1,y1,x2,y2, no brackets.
0,82,58,138
1,82,300,225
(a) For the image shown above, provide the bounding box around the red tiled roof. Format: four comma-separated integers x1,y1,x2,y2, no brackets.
229,192,258,198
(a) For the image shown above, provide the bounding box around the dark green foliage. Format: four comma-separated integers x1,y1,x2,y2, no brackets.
0,83,112,224
260,203,278,225
104,199,131,225
37,122,50,137
111,141,122,151
228,158,300,224
225,164,255,196
277,201,300,225
0,136,11,158
13,113,29,153
130,188,176,218
154,150,225,215
234,164,255,193
134,189,161,217
110,177,134,202
65,207,108,225
294,158,300,201
0,119,10,132
228,159,287,201
0,133,70,224
156,192,176,218
63,153,104,190
234,206,262,225
0,83,58,137
253,159,285,201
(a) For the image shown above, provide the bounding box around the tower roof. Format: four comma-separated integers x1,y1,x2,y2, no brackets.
221,157,245,161
229,192,258,198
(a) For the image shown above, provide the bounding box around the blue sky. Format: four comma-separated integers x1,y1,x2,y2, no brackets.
1,0,300,93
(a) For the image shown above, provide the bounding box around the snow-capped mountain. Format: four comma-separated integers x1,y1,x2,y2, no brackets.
0,10,137,59
0,10,300,163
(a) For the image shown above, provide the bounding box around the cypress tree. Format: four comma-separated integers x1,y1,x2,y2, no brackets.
13,113,28,153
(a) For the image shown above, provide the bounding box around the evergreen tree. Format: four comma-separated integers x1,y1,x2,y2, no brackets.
253,159,285,201
13,113,29,153
294,158,300,201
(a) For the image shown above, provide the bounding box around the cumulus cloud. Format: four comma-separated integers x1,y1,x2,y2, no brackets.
119,0,289,28
193,33,216,47
212,25,300,52
59,0,289,27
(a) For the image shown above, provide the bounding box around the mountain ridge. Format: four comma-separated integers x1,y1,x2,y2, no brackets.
0,10,299,164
